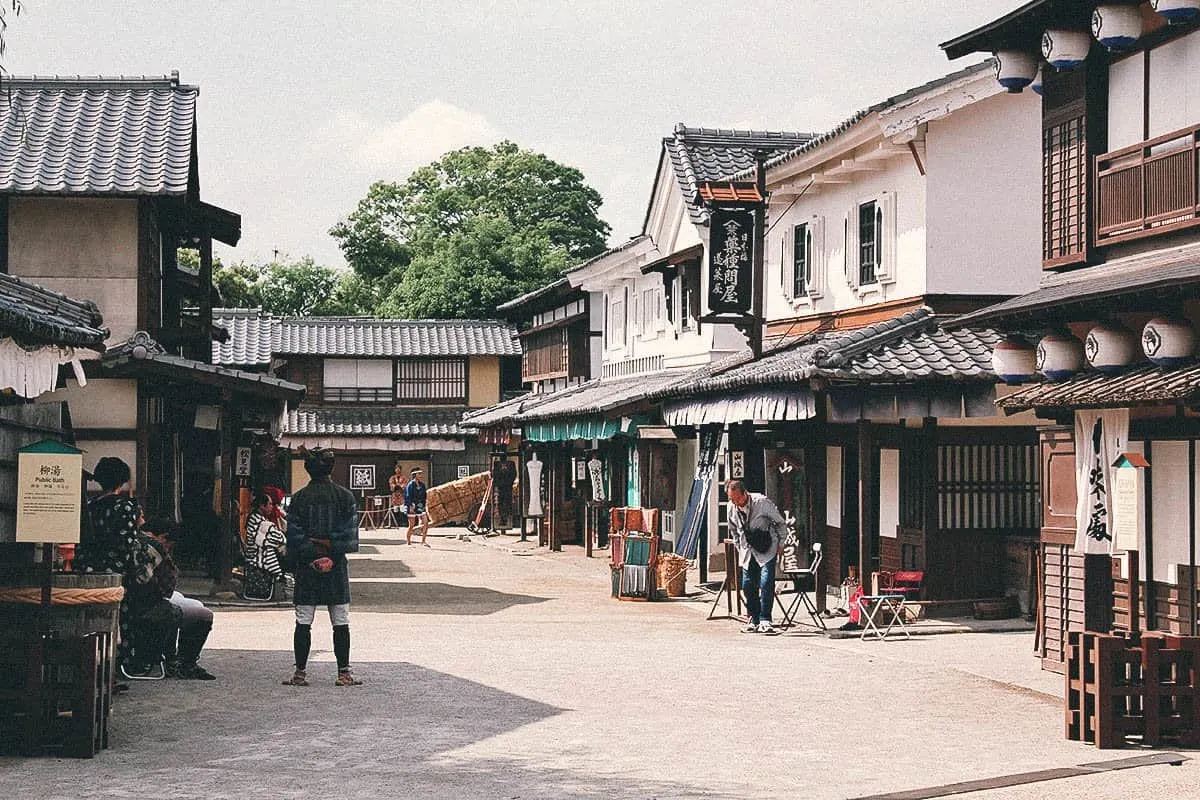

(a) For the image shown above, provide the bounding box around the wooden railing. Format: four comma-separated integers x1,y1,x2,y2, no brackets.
1095,124,1200,245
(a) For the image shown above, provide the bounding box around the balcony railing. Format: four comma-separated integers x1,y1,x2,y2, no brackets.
1095,124,1200,246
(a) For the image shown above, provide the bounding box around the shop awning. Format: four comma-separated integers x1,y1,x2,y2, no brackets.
663,389,815,426
523,415,649,442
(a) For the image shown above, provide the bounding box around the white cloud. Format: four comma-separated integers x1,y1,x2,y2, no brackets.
325,100,503,178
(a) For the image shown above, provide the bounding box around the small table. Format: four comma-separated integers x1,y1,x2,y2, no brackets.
858,594,910,640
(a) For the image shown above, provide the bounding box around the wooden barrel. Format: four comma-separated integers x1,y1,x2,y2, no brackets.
0,569,122,638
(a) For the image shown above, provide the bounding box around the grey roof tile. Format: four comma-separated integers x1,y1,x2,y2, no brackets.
997,363,1200,412
0,74,197,195
284,406,465,437
0,272,108,350
212,309,520,365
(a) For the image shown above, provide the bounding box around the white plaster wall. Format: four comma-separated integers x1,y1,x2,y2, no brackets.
1148,440,1189,585
879,448,900,539
764,152,926,323
1108,53,1146,151
36,378,138,429
924,90,1042,297
1148,30,1200,140
675,437,696,517
826,446,842,525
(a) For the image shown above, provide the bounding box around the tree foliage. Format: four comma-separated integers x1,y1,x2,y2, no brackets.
208,254,369,316
331,141,609,319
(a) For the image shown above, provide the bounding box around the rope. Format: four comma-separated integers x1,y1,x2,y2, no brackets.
0,586,125,605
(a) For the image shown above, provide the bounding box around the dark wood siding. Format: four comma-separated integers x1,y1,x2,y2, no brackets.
1040,427,1084,671
1041,65,1106,269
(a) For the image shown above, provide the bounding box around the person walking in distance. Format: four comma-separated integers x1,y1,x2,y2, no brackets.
282,449,362,687
405,467,429,547
726,479,787,635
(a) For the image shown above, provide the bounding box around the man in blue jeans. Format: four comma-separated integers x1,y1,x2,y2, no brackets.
726,479,786,635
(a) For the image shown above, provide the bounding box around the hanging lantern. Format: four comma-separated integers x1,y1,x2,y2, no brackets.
1036,331,1085,381
1152,0,1200,24
1041,29,1092,69
1085,322,1140,373
1141,316,1196,366
1092,5,1144,50
992,336,1038,384
993,50,1038,93
1030,64,1045,96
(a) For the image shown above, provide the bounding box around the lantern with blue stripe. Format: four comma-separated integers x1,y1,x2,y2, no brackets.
994,50,1038,93
992,336,1038,384
1085,322,1140,373
1041,28,1091,69
1152,0,1200,23
1141,316,1196,366
1036,331,1085,381
1030,64,1045,96
1092,5,1144,51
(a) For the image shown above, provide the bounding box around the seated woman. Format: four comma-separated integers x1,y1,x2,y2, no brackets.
141,518,217,680
243,489,289,598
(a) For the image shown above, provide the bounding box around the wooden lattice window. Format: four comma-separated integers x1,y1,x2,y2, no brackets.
1043,115,1088,267
396,358,467,404
937,443,1041,532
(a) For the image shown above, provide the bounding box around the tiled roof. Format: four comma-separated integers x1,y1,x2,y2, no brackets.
997,363,1200,412
468,371,697,427
0,272,108,350
662,125,816,224
0,73,197,195
212,309,521,365
651,308,1001,399
284,407,465,438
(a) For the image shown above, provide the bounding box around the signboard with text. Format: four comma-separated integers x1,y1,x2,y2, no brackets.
707,207,755,314
1110,453,1148,552
350,464,376,491
16,440,83,544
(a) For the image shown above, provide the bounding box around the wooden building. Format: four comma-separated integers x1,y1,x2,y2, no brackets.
943,0,1200,669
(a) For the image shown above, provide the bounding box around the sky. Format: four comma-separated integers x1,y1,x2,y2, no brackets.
8,1,1006,270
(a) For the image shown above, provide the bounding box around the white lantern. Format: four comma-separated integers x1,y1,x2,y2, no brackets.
1152,0,1200,24
992,336,1038,384
994,50,1038,93
1085,323,1140,373
1041,28,1092,69
1141,316,1196,366
1036,332,1085,381
1031,64,1045,96
1092,5,1143,50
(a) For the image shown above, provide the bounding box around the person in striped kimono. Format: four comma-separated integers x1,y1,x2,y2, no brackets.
245,489,288,579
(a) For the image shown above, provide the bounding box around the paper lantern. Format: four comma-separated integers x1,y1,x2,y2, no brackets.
1030,64,1045,96
994,50,1038,93
1092,5,1143,50
1041,29,1092,69
1141,316,1196,366
1085,323,1139,373
1036,332,1085,381
992,336,1037,384
1152,0,1200,24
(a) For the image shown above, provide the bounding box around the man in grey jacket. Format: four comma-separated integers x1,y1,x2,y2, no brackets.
726,479,786,634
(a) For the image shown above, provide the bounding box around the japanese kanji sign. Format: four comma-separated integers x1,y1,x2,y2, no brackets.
707,207,755,314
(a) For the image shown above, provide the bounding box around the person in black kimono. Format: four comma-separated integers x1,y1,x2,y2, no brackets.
282,448,361,687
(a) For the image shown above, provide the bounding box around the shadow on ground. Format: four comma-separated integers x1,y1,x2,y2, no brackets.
348,581,551,615
349,558,414,579
0,650,730,800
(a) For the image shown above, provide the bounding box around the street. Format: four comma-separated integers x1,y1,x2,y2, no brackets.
2,529,1198,800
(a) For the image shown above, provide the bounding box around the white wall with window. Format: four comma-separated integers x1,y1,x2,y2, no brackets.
323,358,393,403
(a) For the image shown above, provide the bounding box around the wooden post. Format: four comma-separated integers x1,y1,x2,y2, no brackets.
1143,443,1154,630
217,388,236,585
1128,549,1141,638
922,416,938,575
857,420,875,588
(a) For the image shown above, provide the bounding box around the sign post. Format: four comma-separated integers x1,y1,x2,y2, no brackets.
1111,452,1149,636
16,439,84,631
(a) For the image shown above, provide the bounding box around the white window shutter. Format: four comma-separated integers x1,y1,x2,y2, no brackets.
845,207,860,289
880,191,897,284
809,215,825,298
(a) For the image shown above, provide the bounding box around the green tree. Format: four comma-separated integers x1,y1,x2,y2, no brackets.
331,141,609,318
258,257,343,316
212,259,263,309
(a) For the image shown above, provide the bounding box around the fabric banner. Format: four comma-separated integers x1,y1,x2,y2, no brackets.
1074,408,1130,555
675,424,723,560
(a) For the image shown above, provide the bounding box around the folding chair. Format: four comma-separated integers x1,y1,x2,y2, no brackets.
777,543,826,631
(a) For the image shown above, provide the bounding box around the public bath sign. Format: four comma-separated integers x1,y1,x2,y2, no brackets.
16,439,83,544
1110,452,1149,553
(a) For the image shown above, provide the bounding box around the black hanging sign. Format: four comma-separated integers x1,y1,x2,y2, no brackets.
708,207,755,314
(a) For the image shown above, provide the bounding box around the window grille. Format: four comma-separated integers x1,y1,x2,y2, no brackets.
859,201,880,285
792,222,811,297
396,358,467,404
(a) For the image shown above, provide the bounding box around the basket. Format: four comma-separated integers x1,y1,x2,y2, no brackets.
657,553,688,598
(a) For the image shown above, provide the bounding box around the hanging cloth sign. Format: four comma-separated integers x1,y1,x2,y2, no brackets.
707,207,755,314
675,424,723,560
1073,408,1130,555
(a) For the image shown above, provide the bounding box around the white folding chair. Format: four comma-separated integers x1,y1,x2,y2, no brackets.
777,543,826,631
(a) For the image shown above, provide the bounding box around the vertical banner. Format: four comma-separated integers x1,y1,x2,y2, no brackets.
708,207,755,314
1074,408,1130,554
676,425,724,560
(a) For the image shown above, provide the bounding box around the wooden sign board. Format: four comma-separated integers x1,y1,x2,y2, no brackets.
350,464,376,491
16,440,83,544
